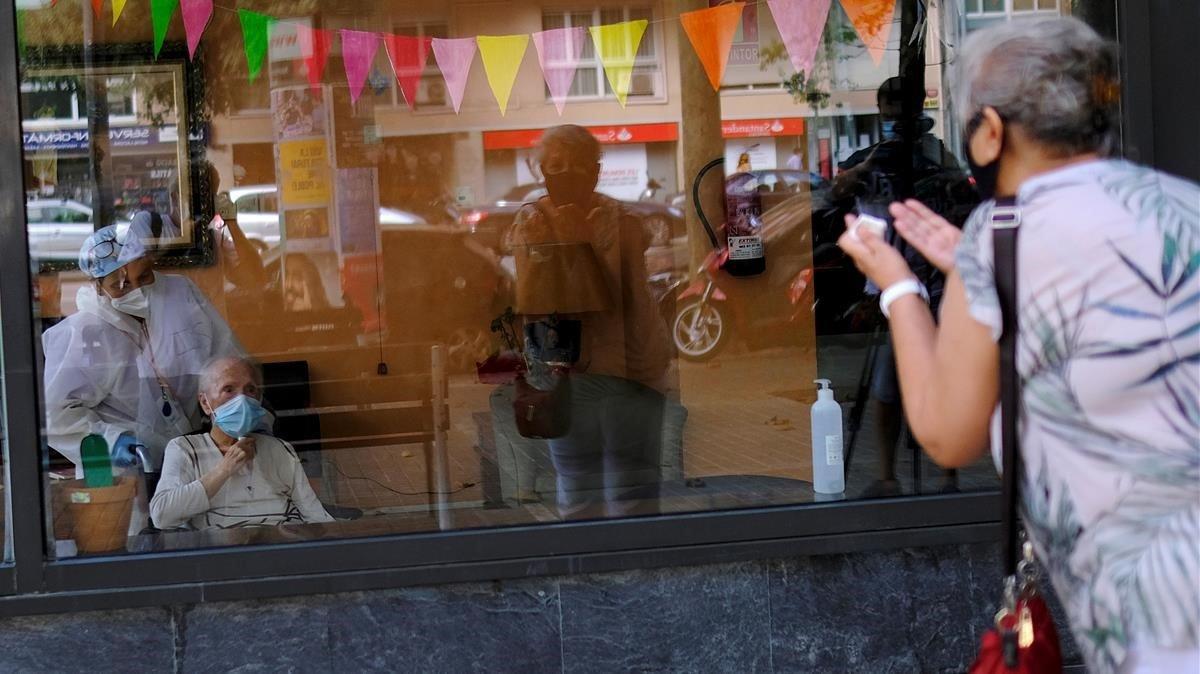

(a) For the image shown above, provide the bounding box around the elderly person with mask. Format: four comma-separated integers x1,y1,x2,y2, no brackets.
42,221,244,480
150,356,331,530
837,18,1198,674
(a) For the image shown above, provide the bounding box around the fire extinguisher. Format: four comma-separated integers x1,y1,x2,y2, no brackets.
692,157,766,277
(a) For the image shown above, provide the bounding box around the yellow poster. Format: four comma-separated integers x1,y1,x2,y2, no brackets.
279,139,330,204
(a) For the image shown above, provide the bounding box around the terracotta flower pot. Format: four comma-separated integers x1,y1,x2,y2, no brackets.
61,476,136,553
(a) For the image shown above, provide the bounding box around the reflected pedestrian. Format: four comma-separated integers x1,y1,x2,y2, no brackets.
504,124,674,518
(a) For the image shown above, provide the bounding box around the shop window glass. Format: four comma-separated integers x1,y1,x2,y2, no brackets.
543,7,661,100
13,0,1116,558
1,355,8,562
391,21,450,110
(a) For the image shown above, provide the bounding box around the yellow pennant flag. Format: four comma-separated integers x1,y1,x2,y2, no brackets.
588,19,648,107
112,0,128,25
477,34,529,116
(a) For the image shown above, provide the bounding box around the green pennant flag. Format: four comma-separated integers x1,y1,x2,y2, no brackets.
15,10,25,56
238,9,273,83
151,0,180,58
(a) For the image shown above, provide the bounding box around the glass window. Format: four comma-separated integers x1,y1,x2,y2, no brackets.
965,0,1062,27
14,0,1116,559
543,6,662,100
392,21,451,110
1,346,8,562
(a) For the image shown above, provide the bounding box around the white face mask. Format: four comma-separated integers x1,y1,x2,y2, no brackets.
110,285,151,319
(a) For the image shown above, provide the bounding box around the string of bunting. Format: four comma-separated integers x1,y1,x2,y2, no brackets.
47,0,898,113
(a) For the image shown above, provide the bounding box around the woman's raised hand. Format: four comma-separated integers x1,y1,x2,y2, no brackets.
889,199,961,275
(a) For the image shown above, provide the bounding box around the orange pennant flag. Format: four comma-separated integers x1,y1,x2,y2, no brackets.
679,2,745,91
839,0,896,66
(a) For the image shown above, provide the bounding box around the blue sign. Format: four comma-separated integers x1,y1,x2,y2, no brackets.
22,125,165,152
336,167,379,256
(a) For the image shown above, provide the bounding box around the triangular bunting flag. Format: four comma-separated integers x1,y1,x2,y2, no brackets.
476,34,528,116
840,0,896,66
296,25,333,93
238,10,273,83
767,0,833,76
431,37,477,114
679,3,744,91
181,0,212,60
384,34,433,110
89,0,103,20
151,0,179,58
340,30,380,105
532,27,586,116
588,20,648,108
15,9,25,55
111,0,128,25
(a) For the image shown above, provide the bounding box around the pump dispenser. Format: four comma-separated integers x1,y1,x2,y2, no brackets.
811,379,845,494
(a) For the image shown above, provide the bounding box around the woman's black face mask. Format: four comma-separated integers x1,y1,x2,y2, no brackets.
964,110,1004,201
542,155,599,208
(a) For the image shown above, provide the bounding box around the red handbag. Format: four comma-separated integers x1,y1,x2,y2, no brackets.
969,550,1063,673
969,200,1062,673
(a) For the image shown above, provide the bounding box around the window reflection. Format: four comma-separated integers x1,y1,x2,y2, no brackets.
15,0,1114,557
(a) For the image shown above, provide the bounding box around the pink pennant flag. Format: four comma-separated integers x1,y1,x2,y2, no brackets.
384,34,433,110
180,0,212,60
297,25,333,92
532,27,586,116
430,37,476,114
767,0,833,76
340,30,380,105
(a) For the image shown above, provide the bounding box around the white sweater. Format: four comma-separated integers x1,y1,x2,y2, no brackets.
150,433,332,530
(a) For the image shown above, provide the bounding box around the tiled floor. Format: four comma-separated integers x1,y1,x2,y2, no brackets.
314,337,998,524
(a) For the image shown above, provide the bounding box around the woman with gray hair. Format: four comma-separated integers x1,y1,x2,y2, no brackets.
837,17,1198,674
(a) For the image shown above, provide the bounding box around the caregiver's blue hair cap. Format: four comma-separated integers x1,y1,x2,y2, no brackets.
78,224,147,279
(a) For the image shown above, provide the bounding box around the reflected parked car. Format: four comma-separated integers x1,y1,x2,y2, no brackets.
724,170,830,215
644,170,833,277
26,199,131,263
240,219,512,372
230,185,427,251
458,183,685,254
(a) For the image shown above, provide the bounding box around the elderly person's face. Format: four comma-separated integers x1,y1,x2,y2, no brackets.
199,359,261,417
540,141,599,208
97,257,155,299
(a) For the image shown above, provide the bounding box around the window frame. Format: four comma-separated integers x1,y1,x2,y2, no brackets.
962,0,1063,32
0,0,1157,617
388,19,453,113
540,5,666,103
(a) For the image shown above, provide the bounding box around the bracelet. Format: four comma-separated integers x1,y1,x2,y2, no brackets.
879,278,928,319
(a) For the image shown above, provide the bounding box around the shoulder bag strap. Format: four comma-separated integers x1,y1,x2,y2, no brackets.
991,197,1022,577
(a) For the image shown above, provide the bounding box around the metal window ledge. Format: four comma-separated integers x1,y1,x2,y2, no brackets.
0,492,1000,616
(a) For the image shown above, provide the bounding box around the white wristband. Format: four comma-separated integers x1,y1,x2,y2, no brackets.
879,278,928,318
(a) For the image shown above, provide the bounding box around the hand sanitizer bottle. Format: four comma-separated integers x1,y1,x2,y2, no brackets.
811,379,845,494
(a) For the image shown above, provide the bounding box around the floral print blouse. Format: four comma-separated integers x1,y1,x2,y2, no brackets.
955,159,1199,673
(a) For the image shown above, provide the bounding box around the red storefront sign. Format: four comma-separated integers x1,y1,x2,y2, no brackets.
482,122,679,150
721,117,806,138
482,118,805,150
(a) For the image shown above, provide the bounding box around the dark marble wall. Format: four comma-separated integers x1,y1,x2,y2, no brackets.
0,542,1078,673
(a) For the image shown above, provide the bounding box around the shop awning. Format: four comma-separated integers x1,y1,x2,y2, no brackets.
483,122,679,150
720,117,806,138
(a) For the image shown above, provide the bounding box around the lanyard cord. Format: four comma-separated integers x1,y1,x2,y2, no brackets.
132,322,180,417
